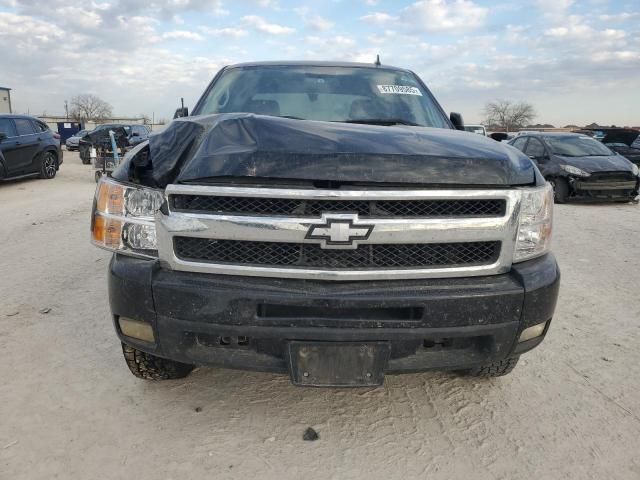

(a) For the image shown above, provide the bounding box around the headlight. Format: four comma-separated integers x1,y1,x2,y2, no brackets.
513,183,553,263
91,177,163,258
632,163,639,177
560,164,590,177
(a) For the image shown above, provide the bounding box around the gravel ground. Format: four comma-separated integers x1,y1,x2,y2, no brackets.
1,152,639,480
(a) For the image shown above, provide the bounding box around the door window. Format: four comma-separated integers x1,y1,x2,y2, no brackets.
0,118,17,137
524,138,545,158
14,118,35,136
511,137,528,151
32,120,49,132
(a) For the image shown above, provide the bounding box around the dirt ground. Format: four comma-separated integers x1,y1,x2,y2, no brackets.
1,152,639,480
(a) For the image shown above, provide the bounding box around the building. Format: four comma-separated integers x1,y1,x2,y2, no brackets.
0,87,12,113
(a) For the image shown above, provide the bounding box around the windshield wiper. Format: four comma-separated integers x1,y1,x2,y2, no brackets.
339,118,422,127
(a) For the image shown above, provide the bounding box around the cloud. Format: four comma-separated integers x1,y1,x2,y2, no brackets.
251,0,278,7
241,15,295,35
162,30,204,41
199,26,248,38
361,0,487,32
306,35,356,48
400,0,487,32
360,12,398,25
598,12,639,22
536,0,574,19
306,15,334,31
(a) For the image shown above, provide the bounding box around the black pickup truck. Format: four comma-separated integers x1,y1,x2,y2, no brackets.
91,61,559,387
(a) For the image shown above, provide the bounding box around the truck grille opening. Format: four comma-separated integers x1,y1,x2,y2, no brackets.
173,237,501,269
170,195,506,218
257,304,424,321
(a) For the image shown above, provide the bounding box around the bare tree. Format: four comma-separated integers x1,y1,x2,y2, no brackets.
69,94,113,122
483,100,536,132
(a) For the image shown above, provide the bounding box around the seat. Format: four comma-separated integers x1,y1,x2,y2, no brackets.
245,99,281,116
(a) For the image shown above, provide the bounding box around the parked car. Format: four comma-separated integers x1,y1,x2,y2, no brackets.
509,132,639,203
488,132,513,142
601,130,640,167
91,61,559,386
0,114,63,181
65,129,89,151
79,124,150,164
463,124,487,136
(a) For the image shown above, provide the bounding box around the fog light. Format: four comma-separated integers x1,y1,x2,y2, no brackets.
519,321,547,343
118,317,155,343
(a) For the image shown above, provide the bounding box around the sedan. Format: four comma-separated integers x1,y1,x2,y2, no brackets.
510,132,639,203
65,129,89,151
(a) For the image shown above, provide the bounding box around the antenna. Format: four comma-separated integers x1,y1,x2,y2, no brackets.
375,54,381,66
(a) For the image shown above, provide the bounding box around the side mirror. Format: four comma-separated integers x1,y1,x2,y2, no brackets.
0,132,6,142
173,107,189,119
131,132,140,137
449,112,465,131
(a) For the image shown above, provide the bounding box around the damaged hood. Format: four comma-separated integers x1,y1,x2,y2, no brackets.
555,154,635,173
119,113,536,187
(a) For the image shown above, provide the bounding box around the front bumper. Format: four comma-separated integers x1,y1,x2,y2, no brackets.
108,253,560,375
569,176,639,200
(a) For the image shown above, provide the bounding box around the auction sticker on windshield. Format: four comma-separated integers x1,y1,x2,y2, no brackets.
377,85,423,96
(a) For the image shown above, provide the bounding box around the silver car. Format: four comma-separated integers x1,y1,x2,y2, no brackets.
65,129,88,151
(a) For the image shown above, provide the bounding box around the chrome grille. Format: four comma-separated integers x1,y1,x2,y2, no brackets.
157,185,521,281
170,194,506,218
174,237,501,269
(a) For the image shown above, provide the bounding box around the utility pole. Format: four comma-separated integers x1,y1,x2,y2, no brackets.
64,100,69,119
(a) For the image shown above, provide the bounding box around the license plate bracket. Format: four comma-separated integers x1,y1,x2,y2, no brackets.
288,341,391,387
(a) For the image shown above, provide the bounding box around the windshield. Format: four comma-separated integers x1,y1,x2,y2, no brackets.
195,65,450,128
546,136,614,157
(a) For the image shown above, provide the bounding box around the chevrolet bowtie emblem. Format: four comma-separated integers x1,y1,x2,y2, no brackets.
305,214,374,249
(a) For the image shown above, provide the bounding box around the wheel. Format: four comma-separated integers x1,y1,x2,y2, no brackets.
39,151,58,179
548,177,569,203
457,356,520,378
94,170,102,183
121,343,194,380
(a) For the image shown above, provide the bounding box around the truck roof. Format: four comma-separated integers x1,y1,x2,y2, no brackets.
225,60,411,73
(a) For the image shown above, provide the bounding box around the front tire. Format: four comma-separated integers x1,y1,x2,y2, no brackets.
457,356,520,378
39,152,58,179
549,177,569,203
121,343,195,380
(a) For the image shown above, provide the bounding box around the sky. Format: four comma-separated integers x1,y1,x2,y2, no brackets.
0,0,639,126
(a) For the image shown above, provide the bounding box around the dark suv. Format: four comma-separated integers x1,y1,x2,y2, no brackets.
0,114,62,181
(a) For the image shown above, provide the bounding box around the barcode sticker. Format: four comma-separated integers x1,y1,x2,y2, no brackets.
377,85,423,96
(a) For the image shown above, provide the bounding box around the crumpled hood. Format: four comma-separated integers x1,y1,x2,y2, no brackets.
555,154,635,173
119,113,537,187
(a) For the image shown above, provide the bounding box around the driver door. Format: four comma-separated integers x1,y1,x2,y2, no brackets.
0,118,23,176
523,137,549,174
